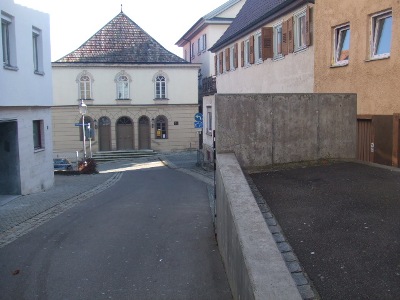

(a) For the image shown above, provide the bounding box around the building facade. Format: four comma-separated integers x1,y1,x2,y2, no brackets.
314,0,400,166
176,0,245,162
52,12,200,160
0,0,54,195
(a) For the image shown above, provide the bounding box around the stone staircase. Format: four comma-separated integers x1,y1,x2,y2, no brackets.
92,150,158,163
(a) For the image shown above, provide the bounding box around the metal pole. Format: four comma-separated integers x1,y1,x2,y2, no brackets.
82,115,86,160
88,123,92,158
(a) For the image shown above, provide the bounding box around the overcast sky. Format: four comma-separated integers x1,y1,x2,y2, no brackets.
14,0,228,61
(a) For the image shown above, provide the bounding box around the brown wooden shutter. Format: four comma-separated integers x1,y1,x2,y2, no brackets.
225,48,230,71
240,41,244,67
282,21,288,56
234,43,238,68
262,27,273,60
219,52,223,73
287,17,294,53
305,6,311,46
214,55,217,75
249,35,255,64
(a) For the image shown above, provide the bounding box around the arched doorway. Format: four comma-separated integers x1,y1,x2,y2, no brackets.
98,116,111,151
138,116,151,150
116,116,134,150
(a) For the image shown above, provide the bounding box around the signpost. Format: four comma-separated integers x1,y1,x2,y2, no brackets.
194,113,203,130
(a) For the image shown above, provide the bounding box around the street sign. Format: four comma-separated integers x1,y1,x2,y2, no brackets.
194,113,203,122
194,121,203,128
74,123,90,126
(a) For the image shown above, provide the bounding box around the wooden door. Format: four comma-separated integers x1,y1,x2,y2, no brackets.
357,118,374,162
138,116,151,150
116,117,134,150
98,117,111,151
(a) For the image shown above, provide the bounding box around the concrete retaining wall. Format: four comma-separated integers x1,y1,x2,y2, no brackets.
215,93,357,168
216,153,302,300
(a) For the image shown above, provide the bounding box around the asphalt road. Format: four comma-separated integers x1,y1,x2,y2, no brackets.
0,165,231,299
250,161,400,300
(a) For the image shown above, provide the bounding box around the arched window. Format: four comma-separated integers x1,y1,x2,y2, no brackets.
155,75,166,99
116,75,129,99
155,115,168,139
79,116,95,141
76,71,94,100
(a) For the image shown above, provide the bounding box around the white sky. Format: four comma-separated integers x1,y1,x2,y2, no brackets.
14,0,228,61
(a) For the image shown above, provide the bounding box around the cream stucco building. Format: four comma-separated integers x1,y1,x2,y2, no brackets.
0,0,54,195
52,11,200,160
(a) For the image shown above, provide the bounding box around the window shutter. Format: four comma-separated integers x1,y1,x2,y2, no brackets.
288,17,294,53
234,43,238,69
262,27,273,60
214,55,217,75
249,35,255,64
282,21,288,55
306,6,311,46
219,52,223,74
225,48,230,71
240,41,244,67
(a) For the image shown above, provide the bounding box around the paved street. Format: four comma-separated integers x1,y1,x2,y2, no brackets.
0,152,231,299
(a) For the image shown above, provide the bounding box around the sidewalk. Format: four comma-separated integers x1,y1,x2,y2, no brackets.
0,151,214,248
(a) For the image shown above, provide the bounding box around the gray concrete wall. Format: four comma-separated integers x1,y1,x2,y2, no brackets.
216,153,302,300
215,93,357,168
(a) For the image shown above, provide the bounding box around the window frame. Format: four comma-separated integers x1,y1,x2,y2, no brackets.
1,12,17,70
294,8,307,52
191,43,195,59
201,34,207,52
33,120,44,151
273,21,284,60
244,38,251,67
229,45,235,71
206,106,212,135
32,27,44,75
155,115,168,139
79,75,92,100
116,75,130,99
371,10,392,60
254,31,263,63
333,23,350,66
155,75,166,99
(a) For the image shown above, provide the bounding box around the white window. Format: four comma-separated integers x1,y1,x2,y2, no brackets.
33,120,44,150
79,75,91,99
1,12,17,69
229,45,235,71
32,27,44,74
155,75,166,99
206,106,212,134
371,11,392,59
333,24,350,65
198,38,201,54
202,34,207,51
116,75,129,99
294,8,307,51
273,22,283,59
254,31,262,63
244,38,250,66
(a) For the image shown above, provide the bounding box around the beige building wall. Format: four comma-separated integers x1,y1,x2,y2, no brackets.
215,5,315,94
52,104,198,160
314,0,400,115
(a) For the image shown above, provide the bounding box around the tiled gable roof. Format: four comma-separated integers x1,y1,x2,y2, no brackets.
56,12,187,64
210,0,304,51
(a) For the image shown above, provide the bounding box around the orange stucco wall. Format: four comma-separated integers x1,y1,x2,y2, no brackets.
314,0,400,115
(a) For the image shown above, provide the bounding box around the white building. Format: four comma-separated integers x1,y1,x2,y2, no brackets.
52,11,200,158
176,0,245,162
0,0,54,195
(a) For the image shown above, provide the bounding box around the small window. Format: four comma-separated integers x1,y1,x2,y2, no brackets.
155,115,168,139
191,43,195,59
371,11,392,59
1,12,17,69
334,24,350,65
155,75,166,99
206,106,212,134
229,45,235,71
32,27,44,74
273,23,283,59
33,120,44,150
244,38,251,66
202,34,207,51
254,31,262,63
294,8,307,51
197,38,201,54
116,75,129,99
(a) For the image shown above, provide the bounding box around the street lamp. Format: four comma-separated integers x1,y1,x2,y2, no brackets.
79,99,87,160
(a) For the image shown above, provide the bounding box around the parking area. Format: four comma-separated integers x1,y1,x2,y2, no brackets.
249,161,400,300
